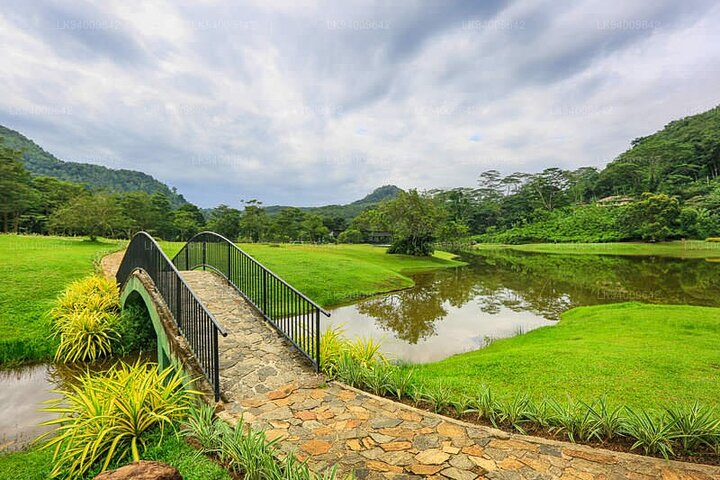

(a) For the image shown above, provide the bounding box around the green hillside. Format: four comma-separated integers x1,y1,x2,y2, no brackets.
0,125,186,207
265,184,401,221
597,105,720,199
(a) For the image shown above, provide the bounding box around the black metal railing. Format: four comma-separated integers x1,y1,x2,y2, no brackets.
116,232,228,400
172,231,329,370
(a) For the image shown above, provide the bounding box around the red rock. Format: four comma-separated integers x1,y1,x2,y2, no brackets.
94,461,181,480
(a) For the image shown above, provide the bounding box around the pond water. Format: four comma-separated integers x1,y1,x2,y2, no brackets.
0,352,156,453
324,250,720,363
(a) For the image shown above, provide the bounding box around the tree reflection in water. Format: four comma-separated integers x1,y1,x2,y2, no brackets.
332,250,720,357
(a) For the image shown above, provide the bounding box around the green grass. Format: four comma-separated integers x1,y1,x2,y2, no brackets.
0,235,123,366
474,240,720,258
161,242,464,307
411,303,720,411
0,434,231,480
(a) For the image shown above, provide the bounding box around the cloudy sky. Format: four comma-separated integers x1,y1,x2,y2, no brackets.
1,1,719,207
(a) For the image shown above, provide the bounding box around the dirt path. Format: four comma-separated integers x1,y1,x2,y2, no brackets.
100,250,125,280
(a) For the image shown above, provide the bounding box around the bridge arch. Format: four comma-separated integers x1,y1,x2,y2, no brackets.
118,269,215,396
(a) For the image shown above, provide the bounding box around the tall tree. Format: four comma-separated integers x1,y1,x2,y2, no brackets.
382,189,446,256
207,205,242,240
49,193,129,240
0,146,38,232
240,199,268,242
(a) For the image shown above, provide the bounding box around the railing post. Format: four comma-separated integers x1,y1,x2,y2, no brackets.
184,245,189,270
175,277,181,328
213,328,220,401
262,269,268,315
227,242,231,285
202,238,207,271
315,308,321,372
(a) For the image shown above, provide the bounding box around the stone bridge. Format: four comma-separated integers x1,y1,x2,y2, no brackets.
103,250,720,480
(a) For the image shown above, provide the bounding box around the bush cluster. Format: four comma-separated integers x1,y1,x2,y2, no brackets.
40,361,199,479
50,275,121,362
321,331,720,460
49,275,156,362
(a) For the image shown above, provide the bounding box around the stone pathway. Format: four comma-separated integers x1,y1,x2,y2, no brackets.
179,270,720,480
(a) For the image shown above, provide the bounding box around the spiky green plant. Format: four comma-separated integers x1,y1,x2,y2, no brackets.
348,336,386,368
666,402,720,455
467,385,499,425
219,419,280,480
362,362,393,396
40,361,198,479
319,325,346,377
335,352,368,388
53,309,119,363
451,395,473,417
586,396,624,442
407,383,426,407
495,393,535,434
422,382,453,413
181,402,223,454
621,407,675,458
50,275,119,320
50,275,122,363
384,368,415,400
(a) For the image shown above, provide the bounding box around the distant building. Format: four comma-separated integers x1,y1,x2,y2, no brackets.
366,230,393,244
596,195,633,207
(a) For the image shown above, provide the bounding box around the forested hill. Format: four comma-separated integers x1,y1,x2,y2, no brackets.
265,185,402,221
596,105,720,199
0,125,186,207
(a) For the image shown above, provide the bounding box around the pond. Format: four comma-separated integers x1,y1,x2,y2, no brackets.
324,249,720,363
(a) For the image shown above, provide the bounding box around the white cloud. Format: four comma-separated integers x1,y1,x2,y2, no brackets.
0,0,718,207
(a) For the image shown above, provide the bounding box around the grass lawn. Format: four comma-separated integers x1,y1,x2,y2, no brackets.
160,242,464,307
0,235,123,366
475,240,720,258
0,434,231,480
411,302,720,411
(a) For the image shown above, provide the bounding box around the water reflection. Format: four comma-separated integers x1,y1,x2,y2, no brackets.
327,250,720,363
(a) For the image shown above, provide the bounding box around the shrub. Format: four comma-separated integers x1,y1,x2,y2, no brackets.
54,309,119,362
319,326,386,378
40,361,198,479
50,275,121,363
51,275,120,320
113,302,156,356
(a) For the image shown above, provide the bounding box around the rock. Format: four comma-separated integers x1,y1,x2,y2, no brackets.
380,441,412,451
461,445,485,457
300,439,332,455
437,422,465,437
415,449,450,465
440,466,477,480
94,461,182,480
563,448,618,464
408,464,444,475
371,417,403,429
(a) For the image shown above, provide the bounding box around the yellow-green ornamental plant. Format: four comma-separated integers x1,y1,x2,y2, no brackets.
40,360,199,479
50,275,121,362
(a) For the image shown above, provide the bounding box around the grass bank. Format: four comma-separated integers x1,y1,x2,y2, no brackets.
161,242,464,307
474,240,720,258
0,235,123,366
0,433,231,480
411,302,720,411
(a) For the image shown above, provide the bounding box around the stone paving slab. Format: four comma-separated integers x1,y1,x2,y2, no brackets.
181,270,720,480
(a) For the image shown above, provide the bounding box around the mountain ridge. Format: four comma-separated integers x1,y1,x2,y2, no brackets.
0,125,187,207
